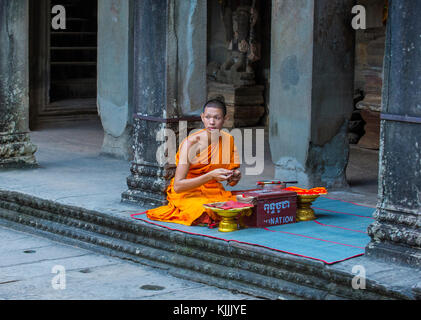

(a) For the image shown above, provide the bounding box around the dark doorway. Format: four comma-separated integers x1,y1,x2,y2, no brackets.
29,0,98,129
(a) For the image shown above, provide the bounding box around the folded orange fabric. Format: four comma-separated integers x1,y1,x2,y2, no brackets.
284,186,328,195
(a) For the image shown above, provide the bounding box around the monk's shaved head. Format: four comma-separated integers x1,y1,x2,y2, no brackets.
202,99,227,117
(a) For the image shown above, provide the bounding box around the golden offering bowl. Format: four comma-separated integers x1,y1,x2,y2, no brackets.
203,203,253,232
296,194,320,222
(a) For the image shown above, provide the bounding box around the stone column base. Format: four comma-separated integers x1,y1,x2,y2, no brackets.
121,163,175,208
100,125,133,161
121,117,201,208
273,121,349,189
357,108,381,150
367,207,421,267
0,132,37,168
274,161,348,190
366,241,421,268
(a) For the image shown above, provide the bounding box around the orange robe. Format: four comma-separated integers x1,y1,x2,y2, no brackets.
146,129,240,226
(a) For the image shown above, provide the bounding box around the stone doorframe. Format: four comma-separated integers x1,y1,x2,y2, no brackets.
28,0,50,129
28,0,99,129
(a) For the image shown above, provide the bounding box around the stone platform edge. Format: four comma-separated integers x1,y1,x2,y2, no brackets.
0,189,416,300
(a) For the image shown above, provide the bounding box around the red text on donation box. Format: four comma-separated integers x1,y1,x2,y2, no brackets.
240,190,297,228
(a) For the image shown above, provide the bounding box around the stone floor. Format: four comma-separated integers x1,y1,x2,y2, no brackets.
0,225,258,300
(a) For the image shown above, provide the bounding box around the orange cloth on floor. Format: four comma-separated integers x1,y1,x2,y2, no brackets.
146,129,240,226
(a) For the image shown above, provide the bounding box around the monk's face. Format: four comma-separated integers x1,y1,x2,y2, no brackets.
201,106,226,133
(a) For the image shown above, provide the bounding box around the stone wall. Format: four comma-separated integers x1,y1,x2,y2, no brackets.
354,0,386,93
354,0,387,150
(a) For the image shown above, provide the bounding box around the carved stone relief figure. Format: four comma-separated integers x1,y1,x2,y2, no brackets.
214,0,261,85
206,0,265,128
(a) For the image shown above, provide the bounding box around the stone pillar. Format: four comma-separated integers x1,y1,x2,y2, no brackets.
366,0,421,267
0,0,37,168
97,0,134,160
269,0,355,188
175,0,207,114
121,0,205,207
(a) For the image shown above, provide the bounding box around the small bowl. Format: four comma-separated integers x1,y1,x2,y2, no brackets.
203,202,253,232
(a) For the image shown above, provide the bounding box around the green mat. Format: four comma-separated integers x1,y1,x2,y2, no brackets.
132,196,375,264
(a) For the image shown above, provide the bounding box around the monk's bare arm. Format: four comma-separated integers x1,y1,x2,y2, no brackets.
173,163,212,193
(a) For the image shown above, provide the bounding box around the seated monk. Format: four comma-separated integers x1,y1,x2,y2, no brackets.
146,99,242,226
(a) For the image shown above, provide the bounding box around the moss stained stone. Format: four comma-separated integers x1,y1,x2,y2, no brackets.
0,0,37,168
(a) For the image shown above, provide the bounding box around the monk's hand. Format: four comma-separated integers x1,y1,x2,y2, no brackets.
227,169,241,186
210,168,233,182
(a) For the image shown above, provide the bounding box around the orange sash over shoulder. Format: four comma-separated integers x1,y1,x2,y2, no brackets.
146,129,240,226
